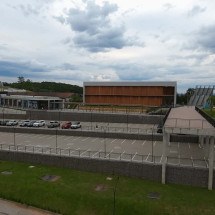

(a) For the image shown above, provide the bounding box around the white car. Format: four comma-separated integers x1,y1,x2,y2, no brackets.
6,120,18,126
33,120,45,127
19,120,30,127
71,122,81,129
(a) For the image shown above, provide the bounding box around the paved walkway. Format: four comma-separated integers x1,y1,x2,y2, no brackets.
164,106,214,135
0,198,59,215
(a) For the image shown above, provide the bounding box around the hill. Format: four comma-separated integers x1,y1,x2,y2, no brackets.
4,81,83,94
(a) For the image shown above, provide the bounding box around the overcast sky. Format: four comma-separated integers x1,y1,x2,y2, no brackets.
0,0,215,92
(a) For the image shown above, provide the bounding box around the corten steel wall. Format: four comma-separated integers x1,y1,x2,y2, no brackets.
0,151,213,188
84,85,175,106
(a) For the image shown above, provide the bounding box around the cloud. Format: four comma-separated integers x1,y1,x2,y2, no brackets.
196,25,215,53
8,0,53,17
163,3,174,11
56,0,134,52
58,63,77,70
0,60,46,78
187,5,206,17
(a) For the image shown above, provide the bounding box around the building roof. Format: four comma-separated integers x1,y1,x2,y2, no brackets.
1,95,63,101
84,81,177,87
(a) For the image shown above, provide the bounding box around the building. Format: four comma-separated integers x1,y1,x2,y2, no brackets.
83,82,177,107
0,94,64,110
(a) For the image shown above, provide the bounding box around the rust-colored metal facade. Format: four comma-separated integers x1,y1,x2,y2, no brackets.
84,82,177,107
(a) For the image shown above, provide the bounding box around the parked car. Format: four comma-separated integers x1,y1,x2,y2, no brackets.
0,120,8,126
71,121,81,129
26,120,36,127
156,124,163,133
33,120,45,127
47,121,60,128
6,120,18,126
61,121,71,129
19,120,30,127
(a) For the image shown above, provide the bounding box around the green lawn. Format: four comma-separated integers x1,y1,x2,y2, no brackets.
204,109,215,118
0,160,215,215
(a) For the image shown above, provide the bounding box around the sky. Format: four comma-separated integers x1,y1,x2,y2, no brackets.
0,0,215,92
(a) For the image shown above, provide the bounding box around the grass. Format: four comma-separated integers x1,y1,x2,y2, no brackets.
204,109,215,118
0,160,215,215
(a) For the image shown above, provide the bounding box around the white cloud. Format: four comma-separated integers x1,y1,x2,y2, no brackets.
0,0,215,92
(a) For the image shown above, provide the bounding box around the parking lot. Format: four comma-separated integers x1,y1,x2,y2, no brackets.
0,131,210,168
0,119,157,134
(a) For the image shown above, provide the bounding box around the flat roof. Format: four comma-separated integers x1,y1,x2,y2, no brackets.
84,81,177,87
1,95,63,101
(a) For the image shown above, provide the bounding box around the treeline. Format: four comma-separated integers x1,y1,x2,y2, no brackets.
4,79,83,94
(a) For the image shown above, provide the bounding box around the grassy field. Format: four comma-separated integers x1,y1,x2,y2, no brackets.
204,109,215,118
0,160,215,215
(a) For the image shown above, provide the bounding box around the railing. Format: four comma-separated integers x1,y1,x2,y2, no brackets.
0,143,210,168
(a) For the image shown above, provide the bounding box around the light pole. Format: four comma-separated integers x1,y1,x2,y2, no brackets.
151,124,156,162
2,104,5,122
55,128,58,153
113,176,119,215
58,110,61,124
126,114,128,132
13,125,16,147
103,126,107,158
91,111,92,130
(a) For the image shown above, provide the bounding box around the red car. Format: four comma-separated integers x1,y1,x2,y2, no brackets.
61,121,71,129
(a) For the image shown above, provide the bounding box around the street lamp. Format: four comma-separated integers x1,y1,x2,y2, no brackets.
2,105,4,122
103,126,107,158
151,124,156,162
113,176,119,215
126,114,128,132
13,125,16,147
55,128,58,153
91,111,92,130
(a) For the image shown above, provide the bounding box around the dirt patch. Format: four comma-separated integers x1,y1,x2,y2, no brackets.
1,171,12,175
147,192,160,200
94,184,109,192
41,175,60,182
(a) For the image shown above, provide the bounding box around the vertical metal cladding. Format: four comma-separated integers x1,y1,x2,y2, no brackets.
84,82,176,107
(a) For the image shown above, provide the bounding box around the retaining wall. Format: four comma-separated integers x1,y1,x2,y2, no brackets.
0,111,164,124
0,151,161,182
0,126,163,141
0,150,213,188
166,165,208,188
170,134,199,143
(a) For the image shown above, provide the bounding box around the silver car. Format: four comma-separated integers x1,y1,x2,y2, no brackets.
19,120,30,127
33,120,45,127
71,122,81,129
6,120,18,126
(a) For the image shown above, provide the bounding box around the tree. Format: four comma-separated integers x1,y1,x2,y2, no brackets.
17,76,25,83
185,88,195,104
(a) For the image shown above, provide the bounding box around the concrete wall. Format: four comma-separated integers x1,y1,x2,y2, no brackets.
166,165,208,188
0,150,161,182
0,111,163,124
23,110,164,124
170,134,199,143
0,126,163,141
0,150,213,188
